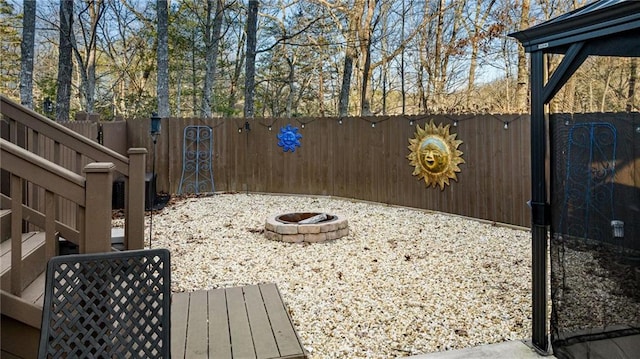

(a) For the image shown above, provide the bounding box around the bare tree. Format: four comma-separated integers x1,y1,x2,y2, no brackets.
243,0,258,118
56,0,73,121
72,0,106,114
400,0,407,114
338,0,364,117
24,0,635,118
202,0,225,117
627,58,637,112
358,0,377,115
514,0,530,112
20,0,36,109
361,0,428,115
418,0,459,111
462,0,498,109
228,29,245,116
101,0,157,117
157,0,170,117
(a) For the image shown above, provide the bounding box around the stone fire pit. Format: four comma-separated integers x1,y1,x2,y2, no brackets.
264,212,349,243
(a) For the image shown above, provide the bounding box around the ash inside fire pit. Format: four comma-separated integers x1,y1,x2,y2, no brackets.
265,212,349,243
277,212,335,224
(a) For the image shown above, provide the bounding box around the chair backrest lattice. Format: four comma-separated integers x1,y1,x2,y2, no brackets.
38,249,171,359
178,125,215,194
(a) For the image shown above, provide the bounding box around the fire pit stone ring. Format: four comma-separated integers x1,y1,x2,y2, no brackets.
265,212,349,243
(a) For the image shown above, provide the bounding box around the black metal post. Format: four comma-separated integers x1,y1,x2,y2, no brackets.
530,50,549,353
97,123,104,145
149,114,161,248
149,139,156,248
43,97,53,118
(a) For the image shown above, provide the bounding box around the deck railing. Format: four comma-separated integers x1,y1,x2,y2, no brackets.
0,95,146,249
1,139,114,284
0,139,116,345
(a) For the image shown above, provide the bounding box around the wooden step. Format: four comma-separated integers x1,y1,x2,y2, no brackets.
1,280,43,359
0,232,47,293
0,235,47,359
0,209,10,243
20,270,46,307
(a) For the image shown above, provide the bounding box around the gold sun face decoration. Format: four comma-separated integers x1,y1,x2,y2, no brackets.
407,120,465,190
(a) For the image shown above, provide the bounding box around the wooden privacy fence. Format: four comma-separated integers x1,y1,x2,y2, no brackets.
58,112,640,232
108,114,532,228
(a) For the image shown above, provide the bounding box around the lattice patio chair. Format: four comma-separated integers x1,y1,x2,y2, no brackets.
38,249,171,359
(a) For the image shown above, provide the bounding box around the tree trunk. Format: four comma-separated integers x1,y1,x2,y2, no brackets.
157,0,170,117
176,71,182,117
338,55,354,117
228,31,246,115
286,57,295,118
466,0,497,109
562,77,576,112
382,59,387,115
561,0,578,112
86,1,100,114
360,37,373,115
74,0,103,114
318,62,325,116
600,60,612,112
627,57,637,112
515,0,530,113
432,0,445,108
418,63,427,112
438,0,460,110
400,0,406,114
467,43,478,109
202,0,224,118
20,0,35,109
244,0,258,118
359,0,376,116
56,0,74,122
191,28,197,116
338,0,364,117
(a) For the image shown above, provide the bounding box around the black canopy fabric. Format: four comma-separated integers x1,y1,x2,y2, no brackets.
509,1,640,357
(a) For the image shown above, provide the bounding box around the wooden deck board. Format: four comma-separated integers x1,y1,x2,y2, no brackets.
226,286,256,359
244,284,280,358
208,288,232,359
260,283,306,358
171,283,306,359
171,290,190,359
186,290,209,357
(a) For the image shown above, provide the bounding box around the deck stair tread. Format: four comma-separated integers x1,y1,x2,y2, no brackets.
0,209,11,242
20,271,46,307
0,232,46,275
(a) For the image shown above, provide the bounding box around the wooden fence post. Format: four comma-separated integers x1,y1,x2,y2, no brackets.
126,148,147,249
83,162,115,253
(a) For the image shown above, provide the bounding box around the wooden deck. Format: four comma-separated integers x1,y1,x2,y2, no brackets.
171,283,307,359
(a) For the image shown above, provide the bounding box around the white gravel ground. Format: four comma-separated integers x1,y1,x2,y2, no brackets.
137,193,533,358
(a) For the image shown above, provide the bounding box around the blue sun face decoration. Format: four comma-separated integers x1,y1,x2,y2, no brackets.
277,124,302,152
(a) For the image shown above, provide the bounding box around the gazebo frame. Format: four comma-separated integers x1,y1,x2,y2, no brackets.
510,0,640,353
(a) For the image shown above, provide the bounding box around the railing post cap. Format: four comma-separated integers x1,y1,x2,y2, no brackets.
128,148,148,155
83,162,116,173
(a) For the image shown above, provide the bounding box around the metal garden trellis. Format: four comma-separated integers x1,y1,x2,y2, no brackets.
178,125,215,194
